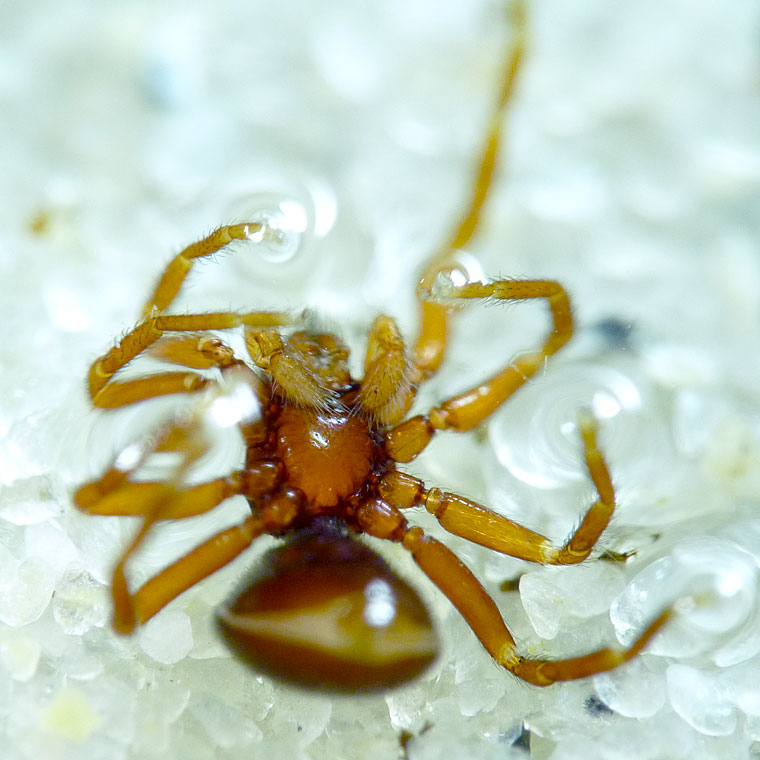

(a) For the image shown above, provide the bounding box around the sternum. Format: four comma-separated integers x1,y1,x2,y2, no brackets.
274,406,376,509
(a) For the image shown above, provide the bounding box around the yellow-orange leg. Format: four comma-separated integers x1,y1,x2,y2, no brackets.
88,311,291,406
354,494,669,687
381,413,616,565
141,223,264,316
387,278,572,462
75,412,227,631
110,480,236,632
414,0,528,379
127,514,267,627
126,481,304,626
75,472,246,520
89,221,295,406
358,315,415,426
402,526,670,686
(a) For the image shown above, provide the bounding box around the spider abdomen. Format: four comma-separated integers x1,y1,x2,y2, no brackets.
274,406,376,508
217,525,438,691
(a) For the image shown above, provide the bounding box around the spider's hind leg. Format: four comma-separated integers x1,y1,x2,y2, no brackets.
400,526,670,686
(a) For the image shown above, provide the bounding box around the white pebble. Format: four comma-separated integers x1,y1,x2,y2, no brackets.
53,565,108,635
520,571,564,639
138,608,193,664
611,537,758,661
59,636,104,680
0,629,40,681
594,658,666,719
188,691,263,748
0,555,56,627
520,564,625,640
0,474,65,525
666,663,737,736
454,678,505,717
25,522,79,575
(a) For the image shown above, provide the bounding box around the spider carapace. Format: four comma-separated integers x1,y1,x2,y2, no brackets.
75,2,670,692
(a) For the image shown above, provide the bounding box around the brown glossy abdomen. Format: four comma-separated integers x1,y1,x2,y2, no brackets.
217,527,438,691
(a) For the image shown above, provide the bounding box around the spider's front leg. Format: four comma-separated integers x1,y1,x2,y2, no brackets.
88,311,291,408
387,277,572,462
88,220,299,408
140,223,262,317
413,0,528,379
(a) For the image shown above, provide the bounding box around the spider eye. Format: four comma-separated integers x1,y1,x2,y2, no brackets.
217,529,438,691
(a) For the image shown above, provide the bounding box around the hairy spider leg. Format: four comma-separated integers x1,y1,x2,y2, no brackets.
75,431,296,632
101,480,304,629
141,223,264,317
124,514,267,628
358,315,416,426
87,221,299,407
413,0,527,380
380,413,617,566
88,311,291,408
355,483,669,688
386,278,572,462
98,417,215,631
75,473,245,520
74,408,244,632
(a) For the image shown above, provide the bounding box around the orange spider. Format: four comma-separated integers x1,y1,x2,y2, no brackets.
75,2,669,691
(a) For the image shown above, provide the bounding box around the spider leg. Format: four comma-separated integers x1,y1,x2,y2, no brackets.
401,526,670,686
91,372,213,409
381,414,617,565
358,315,416,426
116,484,301,629
88,311,290,404
127,514,267,627
74,472,246,519
427,279,572,433
413,0,527,380
387,277,572,462
76,410,225,631
141,223,267,317
355,495,669,687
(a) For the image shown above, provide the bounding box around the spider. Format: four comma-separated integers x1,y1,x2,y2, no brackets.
74,2,669,691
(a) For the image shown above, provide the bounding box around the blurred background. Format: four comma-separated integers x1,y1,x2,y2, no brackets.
1,0,760,758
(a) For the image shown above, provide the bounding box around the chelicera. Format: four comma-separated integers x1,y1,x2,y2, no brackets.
75,3,669,691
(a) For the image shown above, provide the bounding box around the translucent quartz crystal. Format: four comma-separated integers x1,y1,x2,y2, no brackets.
58,635,104,680
520,563,627,639
667,664,737,737
187,691,263,747
611,537,759,660
0,554,56,627
593,658,666,719
454,677,505,718
138,608,194,665
52,565,108,635
26,521,79,575
0,474,66,525
0,629,41,682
